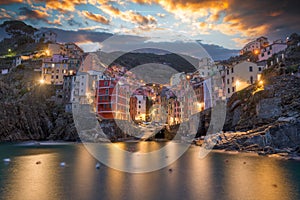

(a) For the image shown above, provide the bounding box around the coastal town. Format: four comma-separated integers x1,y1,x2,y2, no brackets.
0,0,300,198
1,21,300,142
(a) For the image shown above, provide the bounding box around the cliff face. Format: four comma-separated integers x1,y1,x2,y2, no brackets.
208,74,300,156
224,74,300,131
0,67,78,141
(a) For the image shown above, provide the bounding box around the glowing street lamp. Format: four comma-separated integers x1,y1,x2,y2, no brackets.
39,79,45,84
45,49,50,56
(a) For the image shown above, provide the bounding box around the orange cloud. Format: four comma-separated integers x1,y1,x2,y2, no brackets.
0,0,22,5
100,3,157,26
81,10,110,24
18,7,49,21
0,8,14,19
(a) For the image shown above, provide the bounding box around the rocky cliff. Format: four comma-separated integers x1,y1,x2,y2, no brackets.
0,66,78,141
206,73,300,158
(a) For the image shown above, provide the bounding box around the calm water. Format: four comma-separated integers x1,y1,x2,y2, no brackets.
0,142,299,200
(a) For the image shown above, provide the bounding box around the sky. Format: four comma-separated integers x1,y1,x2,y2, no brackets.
0,0,299,52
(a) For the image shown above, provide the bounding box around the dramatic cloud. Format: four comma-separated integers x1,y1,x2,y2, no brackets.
81,10,110,24
0,0,22,5
18,7,49,23
132,0,300,45
67,18,82,26
156,13,165,18
100,3,157,26
30,0,84,12
0,8,14,20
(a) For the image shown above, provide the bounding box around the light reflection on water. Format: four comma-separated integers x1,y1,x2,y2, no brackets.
0,143,299,200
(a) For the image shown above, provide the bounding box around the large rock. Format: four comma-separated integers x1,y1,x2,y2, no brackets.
256,97,282,119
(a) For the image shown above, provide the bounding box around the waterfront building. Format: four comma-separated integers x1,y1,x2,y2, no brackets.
96,78,130,120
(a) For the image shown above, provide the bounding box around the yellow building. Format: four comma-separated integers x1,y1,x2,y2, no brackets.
41,55,73,85
225,60,263,98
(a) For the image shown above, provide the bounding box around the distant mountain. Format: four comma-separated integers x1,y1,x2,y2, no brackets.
39,27,112,44
99,51,200,73
0,20,239,61
197,41,239,61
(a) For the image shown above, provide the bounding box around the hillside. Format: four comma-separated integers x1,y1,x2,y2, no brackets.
0,66,77,141
0,20,47,56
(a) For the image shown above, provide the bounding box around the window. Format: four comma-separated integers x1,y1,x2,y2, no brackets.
249,66,253,72
261,53,264,57
232,77,234,82
267,51,270,55
258,67,262,72
105,89,109,94
56,75,59,79
250,76,253,84
228,88,230,94
232,87,235,92
139,101,141,104
227,69,229,75
231,68,234,73
139,105,141,108
104,81,108,86
227,79,230,84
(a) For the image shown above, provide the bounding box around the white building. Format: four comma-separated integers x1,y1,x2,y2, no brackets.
71,70,106,106
198,57,216,77
240,37,269,55
225,61,264,98
35,30,57,43
258,40,287,61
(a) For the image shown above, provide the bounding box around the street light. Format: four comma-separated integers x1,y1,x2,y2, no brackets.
39,79,45,84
